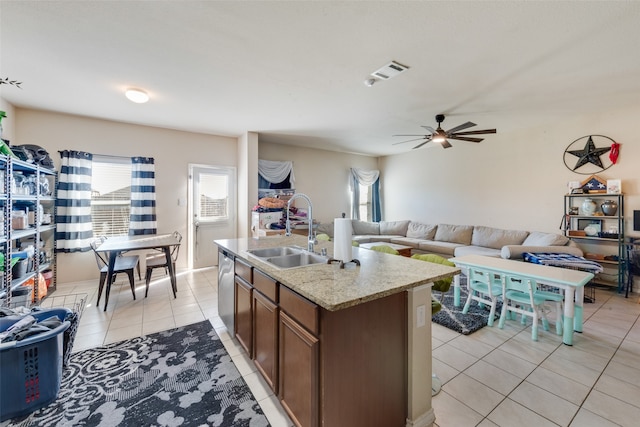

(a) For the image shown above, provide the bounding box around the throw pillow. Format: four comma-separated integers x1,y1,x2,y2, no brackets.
406,222,437,240
379,220,410,236
351,220,380,235
434,224,473,245
471,226,529,249
523,231,569,246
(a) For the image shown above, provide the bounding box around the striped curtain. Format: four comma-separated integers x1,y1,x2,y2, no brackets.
55,150,94,252
129,156,157,235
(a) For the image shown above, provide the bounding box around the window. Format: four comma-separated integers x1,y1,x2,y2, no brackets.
91,156,132,237
359,184,372,222
198,172,230,222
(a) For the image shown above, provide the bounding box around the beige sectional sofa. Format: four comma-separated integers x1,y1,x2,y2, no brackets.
320,220,582,260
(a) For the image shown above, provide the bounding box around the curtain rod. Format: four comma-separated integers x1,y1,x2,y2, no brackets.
59,151,152,161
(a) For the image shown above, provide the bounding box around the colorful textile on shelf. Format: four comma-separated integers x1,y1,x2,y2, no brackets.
523,252,604,274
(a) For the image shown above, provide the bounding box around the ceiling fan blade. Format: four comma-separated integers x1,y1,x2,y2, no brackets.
420,126,436,133
451,128,497,136
441,140,453,149
392,137,427,145
392,134,429,137
412,140,431,149
449,136,484,143
445,121,476,134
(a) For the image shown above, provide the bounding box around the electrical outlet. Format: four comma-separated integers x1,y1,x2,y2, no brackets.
416,304,426,328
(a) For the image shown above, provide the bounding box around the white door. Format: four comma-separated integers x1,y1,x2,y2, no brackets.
188,165,237,268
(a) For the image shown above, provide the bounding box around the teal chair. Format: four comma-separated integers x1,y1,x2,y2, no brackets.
462,267,503,327
498,275,563,341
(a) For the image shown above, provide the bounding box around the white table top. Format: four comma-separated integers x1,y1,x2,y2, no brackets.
450,255,594,287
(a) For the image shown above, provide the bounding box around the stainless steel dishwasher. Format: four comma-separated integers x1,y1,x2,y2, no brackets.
218,248,235,337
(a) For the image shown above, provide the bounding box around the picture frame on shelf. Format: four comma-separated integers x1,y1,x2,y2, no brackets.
607,179,621,194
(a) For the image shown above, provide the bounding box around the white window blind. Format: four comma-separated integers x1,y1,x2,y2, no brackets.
91,156,132,237
198,173,229,222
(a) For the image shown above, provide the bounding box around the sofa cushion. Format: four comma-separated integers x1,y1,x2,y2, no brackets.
471,226,529,250
434,224,473,245
380,220,410,236
406,222,437,240
352,220,380,236
389,237,425,249
454,245,502,258
417,240,465,257
523,231,569,246
352,235,399,244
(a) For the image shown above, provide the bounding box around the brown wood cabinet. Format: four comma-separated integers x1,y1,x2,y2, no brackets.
279,310,319,427
252,271,279,392
233,263,408,427
234,276,253,356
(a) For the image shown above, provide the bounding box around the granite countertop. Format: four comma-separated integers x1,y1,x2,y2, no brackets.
215,235,460,311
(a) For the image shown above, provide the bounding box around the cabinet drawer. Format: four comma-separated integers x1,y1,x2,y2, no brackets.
235,258,252,283
253,269,278,302
279,285,318,335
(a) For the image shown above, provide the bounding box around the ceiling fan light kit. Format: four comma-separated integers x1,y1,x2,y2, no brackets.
393,114,496,150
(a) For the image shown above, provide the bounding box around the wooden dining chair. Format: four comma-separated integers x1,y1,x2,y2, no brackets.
90,238,140,308
144,231,182,297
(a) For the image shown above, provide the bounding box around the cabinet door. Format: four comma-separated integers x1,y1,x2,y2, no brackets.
253,290,278,392
234,276,253,356
279,311,319,427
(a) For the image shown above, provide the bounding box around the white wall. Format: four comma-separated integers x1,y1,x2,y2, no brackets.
13,108,237,283
258,142,378,223
380,105,640,239
238,132,258,238
7,105,639,286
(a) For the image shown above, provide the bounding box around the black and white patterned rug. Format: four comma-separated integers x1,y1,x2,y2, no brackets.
432,279,502,335
6,320,270,427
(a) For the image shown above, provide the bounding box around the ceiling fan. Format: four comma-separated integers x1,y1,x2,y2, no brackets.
393,114,496,149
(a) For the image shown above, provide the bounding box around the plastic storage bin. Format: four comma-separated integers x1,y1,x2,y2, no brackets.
0,308,71,422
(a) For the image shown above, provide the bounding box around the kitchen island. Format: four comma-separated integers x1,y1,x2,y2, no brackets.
215,235,459,427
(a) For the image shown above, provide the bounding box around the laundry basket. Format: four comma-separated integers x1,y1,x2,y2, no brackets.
0,308,71,421
38,293,87,367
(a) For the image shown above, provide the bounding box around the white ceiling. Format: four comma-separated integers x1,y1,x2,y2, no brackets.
1,1,639,157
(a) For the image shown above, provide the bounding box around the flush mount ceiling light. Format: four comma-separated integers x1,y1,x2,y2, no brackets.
125,88,149,103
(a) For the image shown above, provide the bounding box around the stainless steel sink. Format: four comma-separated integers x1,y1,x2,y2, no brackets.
246,246,328,269
265,252,328,269
246,246,304,258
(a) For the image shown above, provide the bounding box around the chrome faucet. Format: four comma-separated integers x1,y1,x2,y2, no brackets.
285,193,316,252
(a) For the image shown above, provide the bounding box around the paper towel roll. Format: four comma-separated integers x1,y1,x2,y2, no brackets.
333,218,352,262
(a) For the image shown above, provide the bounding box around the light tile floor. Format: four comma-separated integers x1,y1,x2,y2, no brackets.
432,285,640,427
55,269,640,427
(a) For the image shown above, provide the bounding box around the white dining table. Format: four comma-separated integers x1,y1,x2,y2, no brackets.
449,255,594,345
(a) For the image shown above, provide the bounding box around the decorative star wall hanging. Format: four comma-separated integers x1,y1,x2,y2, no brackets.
563,135,618,174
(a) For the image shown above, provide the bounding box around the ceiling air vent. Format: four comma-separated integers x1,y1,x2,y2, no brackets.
371,61,409,80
